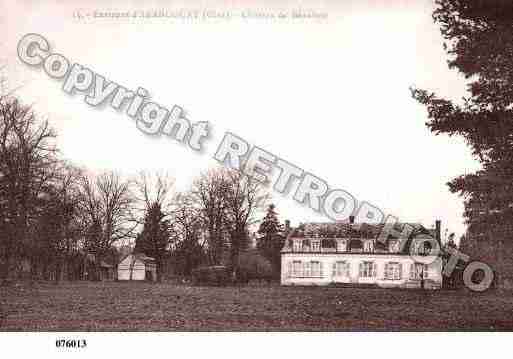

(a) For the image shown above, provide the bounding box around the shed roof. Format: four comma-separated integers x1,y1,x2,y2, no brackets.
119,253,156,265
100,261,113,268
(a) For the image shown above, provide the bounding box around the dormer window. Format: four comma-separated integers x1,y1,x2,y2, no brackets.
363,240,374,252
336,240,347,252
321,238,336,250
388,239,399,253
293,240,301,252
349,239,363,252
302,239,311,251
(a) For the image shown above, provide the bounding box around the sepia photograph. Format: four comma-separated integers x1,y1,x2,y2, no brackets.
0,0,512,356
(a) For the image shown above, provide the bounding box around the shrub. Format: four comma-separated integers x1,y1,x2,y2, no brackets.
191,265,231,286
236,250,274,284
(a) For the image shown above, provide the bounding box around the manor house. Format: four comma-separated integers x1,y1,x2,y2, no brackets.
281,219,443,289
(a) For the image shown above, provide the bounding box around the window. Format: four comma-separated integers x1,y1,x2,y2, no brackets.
302,239,310,251
332,261,350,277
321,239,336,250
384,262,402,280
336,240,347,252
349,239,363,252
364,240,374,252
311,241,320,252
359,261,377,278
289,260,323,278
310,261,322,277
303,261,311,277
410,263,429,279
292,261,302,276
388,240,399,253
293,241,301,252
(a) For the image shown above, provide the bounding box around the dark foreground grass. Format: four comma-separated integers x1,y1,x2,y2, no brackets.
1,281,512,331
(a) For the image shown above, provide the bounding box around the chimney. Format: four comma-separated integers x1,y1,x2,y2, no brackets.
285,219,291,232
349,215,355,224
435,220,441,245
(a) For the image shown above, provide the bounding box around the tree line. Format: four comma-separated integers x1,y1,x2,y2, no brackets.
0,95,285,285
412,0,513,286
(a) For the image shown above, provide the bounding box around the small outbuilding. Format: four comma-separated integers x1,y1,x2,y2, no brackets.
118,253,157,281
82,254,115,281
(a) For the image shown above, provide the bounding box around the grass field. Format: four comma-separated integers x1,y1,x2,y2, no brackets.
1,281,512,331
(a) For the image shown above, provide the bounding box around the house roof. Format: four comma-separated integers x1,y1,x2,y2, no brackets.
283,222,438,255
288,222,432,239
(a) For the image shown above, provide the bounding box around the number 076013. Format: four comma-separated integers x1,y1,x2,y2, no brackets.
55,339,87,349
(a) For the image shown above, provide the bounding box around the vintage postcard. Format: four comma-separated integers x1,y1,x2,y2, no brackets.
0,0,512,356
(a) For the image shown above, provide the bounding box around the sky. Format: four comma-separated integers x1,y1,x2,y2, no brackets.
0,0,480,242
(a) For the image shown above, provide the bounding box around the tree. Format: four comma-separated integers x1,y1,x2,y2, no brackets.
258,204,283,238
257,204,284,277
133,171,174,282
190,169,230,265
223,169,268,277
170,193,206,276
411,0,513,286
0,96,58,284
190,168,268,273
134,203,171,281
34,163,81,283
77,171,135,280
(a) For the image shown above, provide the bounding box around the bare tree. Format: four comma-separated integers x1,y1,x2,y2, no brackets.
170,192,206,276
190,169,230,265
0,97,58,285
190,167,268,271
33,162,82,283
223,169,269,276
77,171,135,280
133,171,174,218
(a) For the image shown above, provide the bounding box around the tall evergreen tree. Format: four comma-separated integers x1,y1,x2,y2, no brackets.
134,203,171,282
258,204,282,238
257,204,284,277
411,0,513,286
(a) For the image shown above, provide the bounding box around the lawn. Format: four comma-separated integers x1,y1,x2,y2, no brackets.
1,281,512,331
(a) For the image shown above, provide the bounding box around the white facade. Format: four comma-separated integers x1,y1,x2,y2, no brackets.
280,221,443,289
117,254,157,281
281,253,442,289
